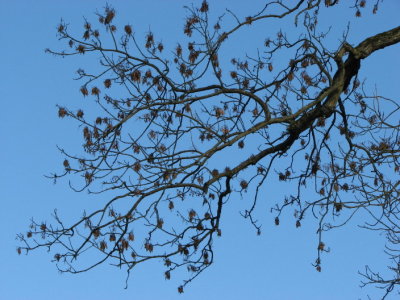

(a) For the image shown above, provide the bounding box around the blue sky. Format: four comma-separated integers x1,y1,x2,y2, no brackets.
1,1,400,299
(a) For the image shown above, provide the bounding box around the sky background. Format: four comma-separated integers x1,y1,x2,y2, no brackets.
1,1,400,299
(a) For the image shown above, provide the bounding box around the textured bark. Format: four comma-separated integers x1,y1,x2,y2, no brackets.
223,26,400,181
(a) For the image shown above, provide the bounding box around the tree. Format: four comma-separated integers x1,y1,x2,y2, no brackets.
17,0,400,297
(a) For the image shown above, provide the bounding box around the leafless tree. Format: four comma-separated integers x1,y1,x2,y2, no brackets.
18,0,400,297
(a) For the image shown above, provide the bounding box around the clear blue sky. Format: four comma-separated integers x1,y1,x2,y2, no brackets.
1,1,399,299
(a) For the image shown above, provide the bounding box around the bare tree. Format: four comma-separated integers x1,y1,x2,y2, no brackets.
18,0,400,297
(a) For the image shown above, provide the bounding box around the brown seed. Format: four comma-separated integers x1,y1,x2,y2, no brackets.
165,270,171,280
76,110,84,118
145,242,153,252
104,9,115,25
124,25,132,35
184,103,191,113
334,203,343,212
104,79,112,88
240,180,248,190
100,240,107,251
133,161,141,172
211,169,219,177
200,0,209,12
165,258,172,267
91,87,100,95
92,228,100,239
57,24,64,33
318,242,325,251
157,218,164,229
77,45,85,54
58,107,67,118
